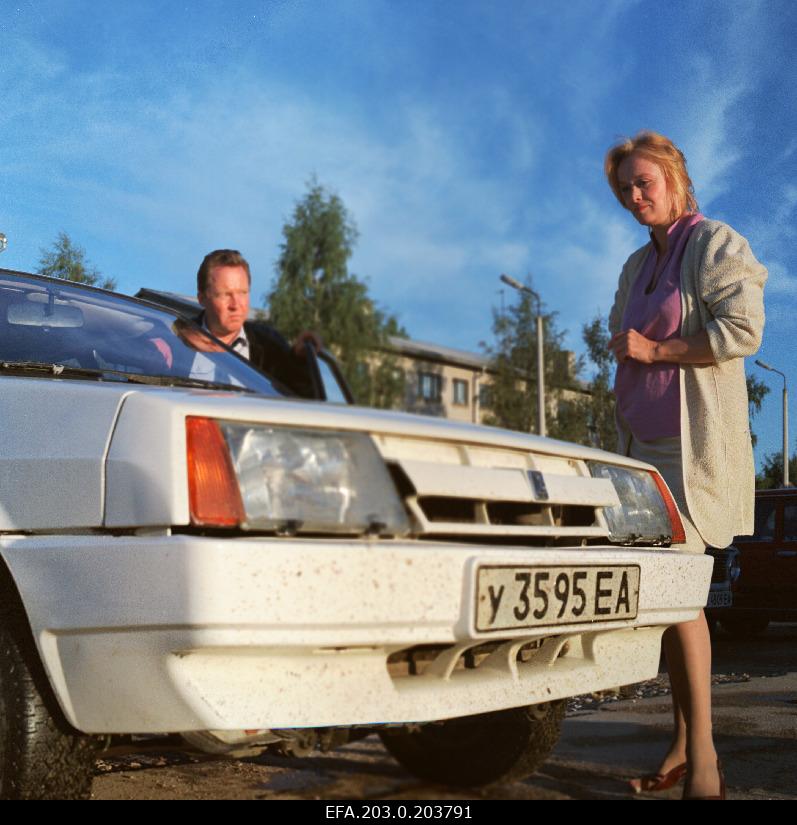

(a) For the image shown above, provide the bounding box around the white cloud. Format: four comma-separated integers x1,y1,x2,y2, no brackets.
761,261,797,298
536,194,639,315
745,185,797,300
677,68,747,209
747,185,797,252
1,39,546,350
671,4,776,210
782,137,797,161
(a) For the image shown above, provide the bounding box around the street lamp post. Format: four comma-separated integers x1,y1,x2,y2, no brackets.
0,233,7,254
500,273,546,437
756,359,790,487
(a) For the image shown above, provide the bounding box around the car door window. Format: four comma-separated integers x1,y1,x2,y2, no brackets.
317,354,353,404
751,499,776,541
783,504,797,541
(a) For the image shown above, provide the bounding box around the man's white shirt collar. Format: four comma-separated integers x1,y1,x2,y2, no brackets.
190,315,248,385
200,314,250,361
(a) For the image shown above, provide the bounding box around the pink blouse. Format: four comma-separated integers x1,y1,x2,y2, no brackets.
614,213,704,441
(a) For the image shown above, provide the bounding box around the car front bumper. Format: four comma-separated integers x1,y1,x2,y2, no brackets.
2,534,711,734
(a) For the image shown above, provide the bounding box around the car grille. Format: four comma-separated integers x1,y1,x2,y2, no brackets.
374,434,619,545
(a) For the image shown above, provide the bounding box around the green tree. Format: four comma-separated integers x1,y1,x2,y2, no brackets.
756,448,797,489
37,232,116,290
578,315,617,450
267,182,405,407
482,279,582,438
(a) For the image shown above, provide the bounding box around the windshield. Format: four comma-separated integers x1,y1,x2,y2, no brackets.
0,271,281,395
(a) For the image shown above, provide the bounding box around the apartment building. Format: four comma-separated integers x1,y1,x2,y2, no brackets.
383,336,491,424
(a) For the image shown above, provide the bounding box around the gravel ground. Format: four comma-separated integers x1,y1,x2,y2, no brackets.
565,671,752,712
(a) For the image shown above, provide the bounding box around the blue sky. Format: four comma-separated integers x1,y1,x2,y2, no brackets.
2,0,796,468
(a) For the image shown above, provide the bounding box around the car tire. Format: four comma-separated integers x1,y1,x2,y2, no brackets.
718,614,770,638
0,615,99,800
379,701,565,788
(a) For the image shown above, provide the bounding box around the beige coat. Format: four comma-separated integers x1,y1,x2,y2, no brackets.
609,219,767,548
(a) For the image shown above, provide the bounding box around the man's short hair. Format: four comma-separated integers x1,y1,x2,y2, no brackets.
197,249,252,294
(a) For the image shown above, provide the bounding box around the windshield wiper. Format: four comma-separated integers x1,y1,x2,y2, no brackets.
0,361,256,393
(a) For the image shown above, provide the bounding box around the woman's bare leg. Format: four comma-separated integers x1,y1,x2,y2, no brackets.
631,612,720,795
629,628,687,792
660,634,687,772
663,610,720,797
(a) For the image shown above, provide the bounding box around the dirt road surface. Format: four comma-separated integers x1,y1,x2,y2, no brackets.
91,624,797,801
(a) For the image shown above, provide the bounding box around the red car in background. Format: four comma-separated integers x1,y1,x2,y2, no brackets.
708,488,797,636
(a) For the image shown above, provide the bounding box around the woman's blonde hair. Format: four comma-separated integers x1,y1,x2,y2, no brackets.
605,131,698,222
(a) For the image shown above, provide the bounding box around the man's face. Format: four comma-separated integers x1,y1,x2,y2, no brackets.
198,265,251,341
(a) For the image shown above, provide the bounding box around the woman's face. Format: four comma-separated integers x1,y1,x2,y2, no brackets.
616,153,672,228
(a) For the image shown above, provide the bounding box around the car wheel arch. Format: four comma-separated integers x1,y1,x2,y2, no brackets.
0,553,100,799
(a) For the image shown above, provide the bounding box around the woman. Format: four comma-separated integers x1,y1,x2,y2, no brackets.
605,131,766,799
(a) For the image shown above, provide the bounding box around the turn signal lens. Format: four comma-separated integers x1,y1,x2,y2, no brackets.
648,471,687,545
186,416,245,526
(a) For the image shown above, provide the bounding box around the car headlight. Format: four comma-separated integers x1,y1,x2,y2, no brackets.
587,461,685,545
186,417,410,536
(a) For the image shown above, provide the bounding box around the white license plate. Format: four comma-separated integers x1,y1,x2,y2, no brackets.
476,565,640,632
706,590,732,608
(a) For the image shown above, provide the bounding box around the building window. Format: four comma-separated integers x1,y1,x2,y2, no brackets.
453,379,468,406
418,371,442,402
479,385,493,410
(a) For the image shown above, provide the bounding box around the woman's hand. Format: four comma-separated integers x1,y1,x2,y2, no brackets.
609,329,716,365
609,329,658,363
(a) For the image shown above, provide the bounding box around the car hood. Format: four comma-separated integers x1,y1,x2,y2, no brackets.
114,383,633,465
0,377,646,532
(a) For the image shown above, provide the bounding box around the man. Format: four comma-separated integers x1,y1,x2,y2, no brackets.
195,249,318,396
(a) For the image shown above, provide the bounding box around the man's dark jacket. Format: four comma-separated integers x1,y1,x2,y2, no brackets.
194,313,315,398
243,319,315,398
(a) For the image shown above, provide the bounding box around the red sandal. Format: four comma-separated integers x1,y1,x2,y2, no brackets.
629,762,687,794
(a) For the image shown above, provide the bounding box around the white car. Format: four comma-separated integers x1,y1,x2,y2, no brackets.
0,269,711,799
